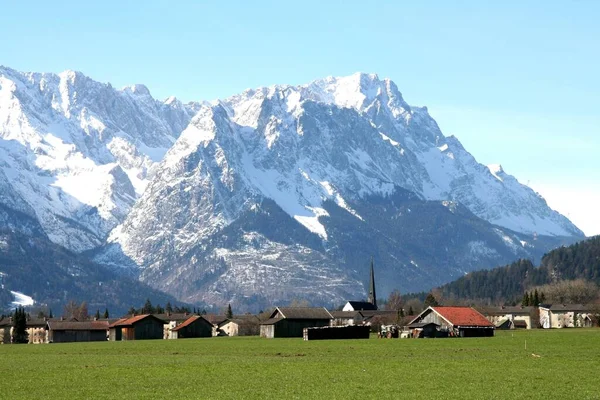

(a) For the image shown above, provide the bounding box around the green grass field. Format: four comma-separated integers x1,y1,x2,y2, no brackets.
1,329,598,399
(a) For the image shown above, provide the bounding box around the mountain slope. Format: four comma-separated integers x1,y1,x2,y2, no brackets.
102,73,583,310
0,66,199,251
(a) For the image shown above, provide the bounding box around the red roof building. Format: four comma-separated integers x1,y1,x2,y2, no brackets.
409,306,495,337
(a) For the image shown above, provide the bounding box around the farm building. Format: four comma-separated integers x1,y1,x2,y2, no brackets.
109,314,165,341
218,315,260,336
330,311,361,326
26,318,48,344
409,306,495,337
342,301,377,312
0,317,11,344
539,304,593,329
260,307,333,338
154,313,194,339
0,317,48,344
171,315,213,339
47,320,109,343
204,314,228,336
482,306,533,329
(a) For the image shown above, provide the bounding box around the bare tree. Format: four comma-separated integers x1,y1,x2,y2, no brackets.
63,300,89,321
385,289,403,311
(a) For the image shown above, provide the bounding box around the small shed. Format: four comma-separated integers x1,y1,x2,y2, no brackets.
108,314,165,341
260,307,332,338
409,306,495,337
218,315,260,336
47,320,109,343
171,315,213,339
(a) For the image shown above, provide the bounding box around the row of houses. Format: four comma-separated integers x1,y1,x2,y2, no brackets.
482,304,596,329
0,312,259,344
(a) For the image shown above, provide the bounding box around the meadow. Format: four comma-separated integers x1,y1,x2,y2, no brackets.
1,329,598,399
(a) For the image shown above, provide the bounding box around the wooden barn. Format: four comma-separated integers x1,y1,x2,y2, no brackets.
260,307,332,338
218,315,260,336
171,315,213,339
109,314,165,341
47,320,109,343
409,306,495,337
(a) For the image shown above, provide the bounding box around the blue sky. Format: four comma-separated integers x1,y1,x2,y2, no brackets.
2,1,598,235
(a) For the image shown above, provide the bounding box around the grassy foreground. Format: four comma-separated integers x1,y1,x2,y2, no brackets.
1,329,598,399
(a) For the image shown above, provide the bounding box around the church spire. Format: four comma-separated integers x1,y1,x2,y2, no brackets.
368,257,377,310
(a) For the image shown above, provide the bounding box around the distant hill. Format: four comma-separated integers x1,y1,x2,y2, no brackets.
437,236,600,304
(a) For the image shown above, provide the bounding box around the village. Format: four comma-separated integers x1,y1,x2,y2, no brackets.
1,261,596,344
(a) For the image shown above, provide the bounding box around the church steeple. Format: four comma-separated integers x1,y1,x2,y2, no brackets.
368,257,377,310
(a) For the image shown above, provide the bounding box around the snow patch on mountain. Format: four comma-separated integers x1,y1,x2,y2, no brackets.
10,291,34,307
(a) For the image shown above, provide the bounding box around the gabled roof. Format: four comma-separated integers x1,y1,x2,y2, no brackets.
330,311,361,319
540,304,590,312
432,307,494,327
109,314,165,328
26,318,48,327
153,313,192,322
344,301,377,311
204,314,227,325
411,306,494,328
269,307,333,320
172,315,212,331
217,315,260,328
0,317,12,327
481,306,534,316
47,320,109,331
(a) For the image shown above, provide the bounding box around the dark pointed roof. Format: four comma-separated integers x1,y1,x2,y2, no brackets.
269,307,333,320
344,301,377,311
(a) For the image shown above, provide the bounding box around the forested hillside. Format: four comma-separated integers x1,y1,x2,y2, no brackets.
438,236,600,304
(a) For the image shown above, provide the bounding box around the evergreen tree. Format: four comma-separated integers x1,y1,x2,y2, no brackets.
540,292,546,304
49,309,53,318
408,306,414,316
165,302,173,314
533,289,540,306
95,309,100,320
522,291,530,306
128,306,136,316
142,299,153,314
424,293,439,308
528,292,535,307
103,308,109,319
226,303,233,319
12,306,28,344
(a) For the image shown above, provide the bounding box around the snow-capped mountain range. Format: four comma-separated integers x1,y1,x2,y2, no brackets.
0,67,583,310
